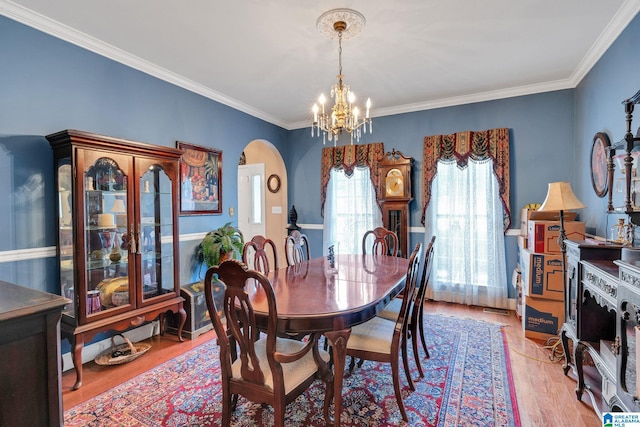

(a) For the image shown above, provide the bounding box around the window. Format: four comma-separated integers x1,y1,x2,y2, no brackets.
251,173,262,224
323,167,382,255
425,159,508,308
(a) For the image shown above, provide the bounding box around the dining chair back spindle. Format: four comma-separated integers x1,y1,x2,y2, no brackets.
242,235,279,274
284,230,310,266
362,227,399,257
203,260,333,427
343,242,422,421
413,236,436,360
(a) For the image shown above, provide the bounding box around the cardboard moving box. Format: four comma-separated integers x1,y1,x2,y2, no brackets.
522,294,564,341
520,208,576,236
520,247,564,300
527,219,585,253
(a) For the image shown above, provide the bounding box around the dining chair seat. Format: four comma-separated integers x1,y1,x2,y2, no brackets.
231,337,330,394
377,298,402,322
348,316,397,354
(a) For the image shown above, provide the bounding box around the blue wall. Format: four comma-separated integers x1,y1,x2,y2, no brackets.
288,90,575,233
574,13,640,237
289,90,574,299
2,11,640,302
0,15,288,293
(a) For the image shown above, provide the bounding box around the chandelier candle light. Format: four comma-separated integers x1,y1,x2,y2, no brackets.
312,8,372,145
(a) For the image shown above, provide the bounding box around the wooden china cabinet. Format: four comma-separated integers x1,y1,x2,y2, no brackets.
376,149,413,257
47,129,186,390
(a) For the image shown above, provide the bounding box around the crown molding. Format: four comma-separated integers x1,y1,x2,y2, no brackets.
3,0,640,132
0,0,288,129
289,79,574,130
570,0,640,86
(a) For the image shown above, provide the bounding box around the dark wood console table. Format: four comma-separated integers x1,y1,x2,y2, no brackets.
0,281,69,426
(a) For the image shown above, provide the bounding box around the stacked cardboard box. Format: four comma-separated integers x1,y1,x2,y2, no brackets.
517,208,585,341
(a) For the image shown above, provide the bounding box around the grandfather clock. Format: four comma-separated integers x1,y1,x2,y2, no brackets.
377,149,413,257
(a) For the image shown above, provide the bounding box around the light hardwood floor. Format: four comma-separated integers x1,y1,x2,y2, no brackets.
62,300,601,426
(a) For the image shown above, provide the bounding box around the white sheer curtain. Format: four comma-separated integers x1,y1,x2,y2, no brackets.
324,167,382,254
424,158,508,308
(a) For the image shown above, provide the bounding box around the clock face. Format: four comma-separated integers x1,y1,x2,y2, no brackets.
385,168,404,197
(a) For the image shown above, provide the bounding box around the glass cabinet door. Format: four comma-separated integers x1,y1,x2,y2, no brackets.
58,160,75,317
619,299,638,399
83,155,131,319
138,161,175,304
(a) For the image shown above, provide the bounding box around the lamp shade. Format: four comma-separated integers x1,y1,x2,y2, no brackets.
110,198,126,213
538,181,585,211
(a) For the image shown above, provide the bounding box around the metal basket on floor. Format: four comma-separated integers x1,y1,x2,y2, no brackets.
94,333,151,366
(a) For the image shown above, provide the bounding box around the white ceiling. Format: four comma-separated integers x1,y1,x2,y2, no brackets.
2,0,640,130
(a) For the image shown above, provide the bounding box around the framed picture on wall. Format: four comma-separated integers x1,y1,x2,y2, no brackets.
177,141,222,215
590,132,610,198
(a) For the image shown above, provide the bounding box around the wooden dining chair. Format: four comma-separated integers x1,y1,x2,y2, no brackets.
344,242,422,422
378,235,436,379
284,230,310,266
203,260,333,427
362,227,399,256
242,234,279,274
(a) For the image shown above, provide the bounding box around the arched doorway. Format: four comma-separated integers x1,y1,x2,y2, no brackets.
237,139,287,264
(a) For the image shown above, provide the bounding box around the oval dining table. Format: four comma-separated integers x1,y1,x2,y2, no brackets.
246,253,410,426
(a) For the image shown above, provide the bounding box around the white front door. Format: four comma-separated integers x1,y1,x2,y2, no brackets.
237,163,266,241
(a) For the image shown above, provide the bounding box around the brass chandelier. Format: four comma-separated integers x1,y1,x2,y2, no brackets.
312,9,372,145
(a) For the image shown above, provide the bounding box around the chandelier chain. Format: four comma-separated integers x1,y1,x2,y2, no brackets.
338,30,343,79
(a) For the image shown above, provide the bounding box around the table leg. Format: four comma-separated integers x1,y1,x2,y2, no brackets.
574,341,587,400
324,329,351,427
176,307,186,342
560,326,572,376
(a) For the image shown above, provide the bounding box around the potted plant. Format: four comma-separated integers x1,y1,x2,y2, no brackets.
196,222,244,267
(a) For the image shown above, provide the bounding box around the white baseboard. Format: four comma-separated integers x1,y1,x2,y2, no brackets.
61,322,159,372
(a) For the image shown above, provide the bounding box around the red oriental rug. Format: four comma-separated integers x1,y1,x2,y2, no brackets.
64,314,521,426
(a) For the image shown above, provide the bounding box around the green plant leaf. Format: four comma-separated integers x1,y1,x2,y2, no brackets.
197,222,244,267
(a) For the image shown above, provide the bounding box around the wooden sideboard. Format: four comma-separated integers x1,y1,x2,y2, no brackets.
560,240,640,416
0,281,69,427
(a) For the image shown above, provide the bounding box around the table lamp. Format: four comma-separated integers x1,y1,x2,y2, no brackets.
537,181,585,323
538,182,586,252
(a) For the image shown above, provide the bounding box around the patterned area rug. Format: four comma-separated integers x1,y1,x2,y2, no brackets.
64,315,520,426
